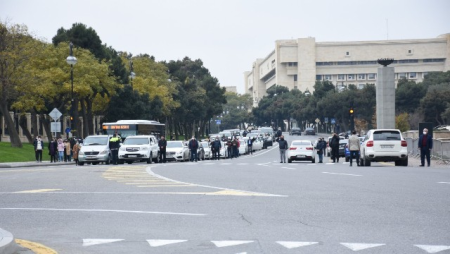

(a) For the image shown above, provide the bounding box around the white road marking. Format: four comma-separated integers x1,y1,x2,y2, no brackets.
147,239,187,247
307,164,316,166
211,240,254,248
438,182,450,184
83,239,124,247
322,172,362,177
147,167,287,197
277,241,318,249
340,243,385,251
415,245,450,253
220,163,232,165
326,163,335,165
203,163,215,165
0,208,206,216
237,163,249,165
282,167,295,170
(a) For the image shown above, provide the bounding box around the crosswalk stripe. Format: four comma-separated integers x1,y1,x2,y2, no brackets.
415,245,450,253
277,241,318,249
340,243,385,251
211,240,254,248
147,239,187,247
83,239,124,247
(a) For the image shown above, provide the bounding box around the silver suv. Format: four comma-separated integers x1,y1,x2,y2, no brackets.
360,129,408,166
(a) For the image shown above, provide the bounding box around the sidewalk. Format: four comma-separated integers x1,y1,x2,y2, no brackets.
0,161,75,169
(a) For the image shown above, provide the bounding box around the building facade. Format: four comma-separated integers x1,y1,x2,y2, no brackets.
245,34,450,106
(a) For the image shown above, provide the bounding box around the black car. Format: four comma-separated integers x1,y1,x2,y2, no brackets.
304,128,315,135
289,127,302,136
338,139,348,157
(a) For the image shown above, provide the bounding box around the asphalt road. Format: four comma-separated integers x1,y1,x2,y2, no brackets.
1,134,449,254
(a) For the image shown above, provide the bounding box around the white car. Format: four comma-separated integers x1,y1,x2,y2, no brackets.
287,140,316,163
118,135,159,164
166,141,190,162
78,135,111,166
200,141,212,160
238,140,249,155
359,129,408,167
246,134,263,151
219,141,229,158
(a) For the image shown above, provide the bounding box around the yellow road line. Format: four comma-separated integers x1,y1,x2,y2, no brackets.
16,239,57,254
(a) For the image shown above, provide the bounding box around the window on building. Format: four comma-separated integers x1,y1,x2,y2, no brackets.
408,49,413,54
316,75,322,81
358,84,365,89
398,59,419,64
338,74,345,80
423,58,445,63
347,74,355,80
368,73,376,80
288,62,298,67
357,74,366,80
422,72,428,78
294,75,297,81
346,51,350,56
409,72,417,79
398,73,407,79
324,75,332,81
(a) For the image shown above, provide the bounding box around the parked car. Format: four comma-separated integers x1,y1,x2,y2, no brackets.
304,128,316,135
78,135,111,166
219,141,229,158
246,133,263,151
200,141,212,160
339,139,348,158
239,140,249,155
118,135,159,164
289,127,302,136
166,141,190,162
359,129,408,166
288,140,315,163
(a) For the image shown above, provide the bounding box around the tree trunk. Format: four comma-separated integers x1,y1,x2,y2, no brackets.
31,110,38,137
19,115,33,143
40,113,52,143
80,99,89,139
0,104,22,147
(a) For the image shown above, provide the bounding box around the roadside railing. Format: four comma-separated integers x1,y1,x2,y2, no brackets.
405,138,450,165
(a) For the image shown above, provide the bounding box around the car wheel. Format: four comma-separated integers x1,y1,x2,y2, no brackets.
311,159,315,163
118,160,124,164
78,162,84,166
147,153,152,164
359,158,364,167
92,162,98,165
288,159,292,163
403,157,408,166
127,161,133,164
395,160,401,166
105,156,111,165
364,157,371,166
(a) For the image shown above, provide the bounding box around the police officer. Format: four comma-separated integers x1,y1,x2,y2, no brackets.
109,133,121,165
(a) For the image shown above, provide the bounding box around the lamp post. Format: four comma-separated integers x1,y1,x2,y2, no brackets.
66,42,77,132
129,60,135,88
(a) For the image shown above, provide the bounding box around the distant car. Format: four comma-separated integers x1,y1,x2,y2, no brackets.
246,133,263,151
239,140,249,155
289,127,302,136
78,135,111,166
200,141,212,160
195,143,205,160
118,135,159,164
304,128,315,135
288,140,315,163
339,139,348,158
360,129,408,167
166,141,189,162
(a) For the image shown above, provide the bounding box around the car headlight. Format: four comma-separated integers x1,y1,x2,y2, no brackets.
141,147,148,151
100,150,109,155
119,147,125,151
79,151,84,155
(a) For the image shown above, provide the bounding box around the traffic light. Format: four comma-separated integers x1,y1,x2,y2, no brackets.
349,108,354,115
70,116,74,121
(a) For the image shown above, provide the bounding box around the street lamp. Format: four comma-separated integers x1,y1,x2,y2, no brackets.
129,60,135,88
66,42,77,132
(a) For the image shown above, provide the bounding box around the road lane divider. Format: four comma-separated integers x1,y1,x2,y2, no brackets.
322,172,362,177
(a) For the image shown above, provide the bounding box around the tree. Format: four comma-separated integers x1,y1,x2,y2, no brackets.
396,78,427,114
395,113,410,132
420,84,450,125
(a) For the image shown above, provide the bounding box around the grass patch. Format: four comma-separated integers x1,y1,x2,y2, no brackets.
0,142,50,163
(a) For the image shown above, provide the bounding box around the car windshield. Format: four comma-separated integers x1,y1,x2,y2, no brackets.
201,142,209,147
83,137,108,146
292,141,311,146
167,141,183,148
124,138,149,145
373,131,401,141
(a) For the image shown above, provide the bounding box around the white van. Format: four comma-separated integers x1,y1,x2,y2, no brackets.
118,135,159,164
78,135,111,166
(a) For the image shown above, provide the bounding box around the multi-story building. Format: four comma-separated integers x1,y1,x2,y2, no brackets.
245,34,450,107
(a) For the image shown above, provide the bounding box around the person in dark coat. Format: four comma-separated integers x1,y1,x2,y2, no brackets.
316,137,327,163
109,134,121,165
418,128,433,167
188,136,199,162
158,136,167,163
48,138,58,163
330,133,340,163
211,137,222,160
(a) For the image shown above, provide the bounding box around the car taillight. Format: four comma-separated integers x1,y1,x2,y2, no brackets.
289,147,297,150
306,147,313,150
401,140,407,147
367,141,374,147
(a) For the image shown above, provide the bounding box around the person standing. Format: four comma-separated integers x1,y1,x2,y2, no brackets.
316,138,326,163
278,135,288,163
109,134,121,165
57,138,65,162
348,131,360,166
232,138,239,158
72,140,81,166
247,137,255,155
158,136,167,163
330,133,340,163
188,136,199,162
276,127,282,141
33,136,44,162
48,138,57,163
226,138,233,159
64,139,71,162
418,128,433,167
211,137,221,160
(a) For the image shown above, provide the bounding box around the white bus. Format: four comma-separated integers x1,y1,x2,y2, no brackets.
102,120,165,139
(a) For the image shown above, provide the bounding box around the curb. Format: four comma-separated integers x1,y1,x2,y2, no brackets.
0,162,72,169
0,228,20,254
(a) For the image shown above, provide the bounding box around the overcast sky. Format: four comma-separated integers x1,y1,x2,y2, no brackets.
1,0,449,93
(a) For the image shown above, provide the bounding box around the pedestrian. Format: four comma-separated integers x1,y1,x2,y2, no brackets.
226,137,233,159
57,138,65,162
211,136,221,160
418,128,433,167
316,137,326,163
232,138,239,158
247,137,255,155
72,140,81,166
109,134,121,165
33,135,44,162
276,127,282,140
158,136,167,163
278,135,288,163
48,138,57,163
348,131,360,166
330,133,340,163
188,136,199,162
64,139,71,162
70,137,76,159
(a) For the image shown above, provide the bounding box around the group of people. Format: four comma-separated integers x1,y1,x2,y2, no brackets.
33,135,82,165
